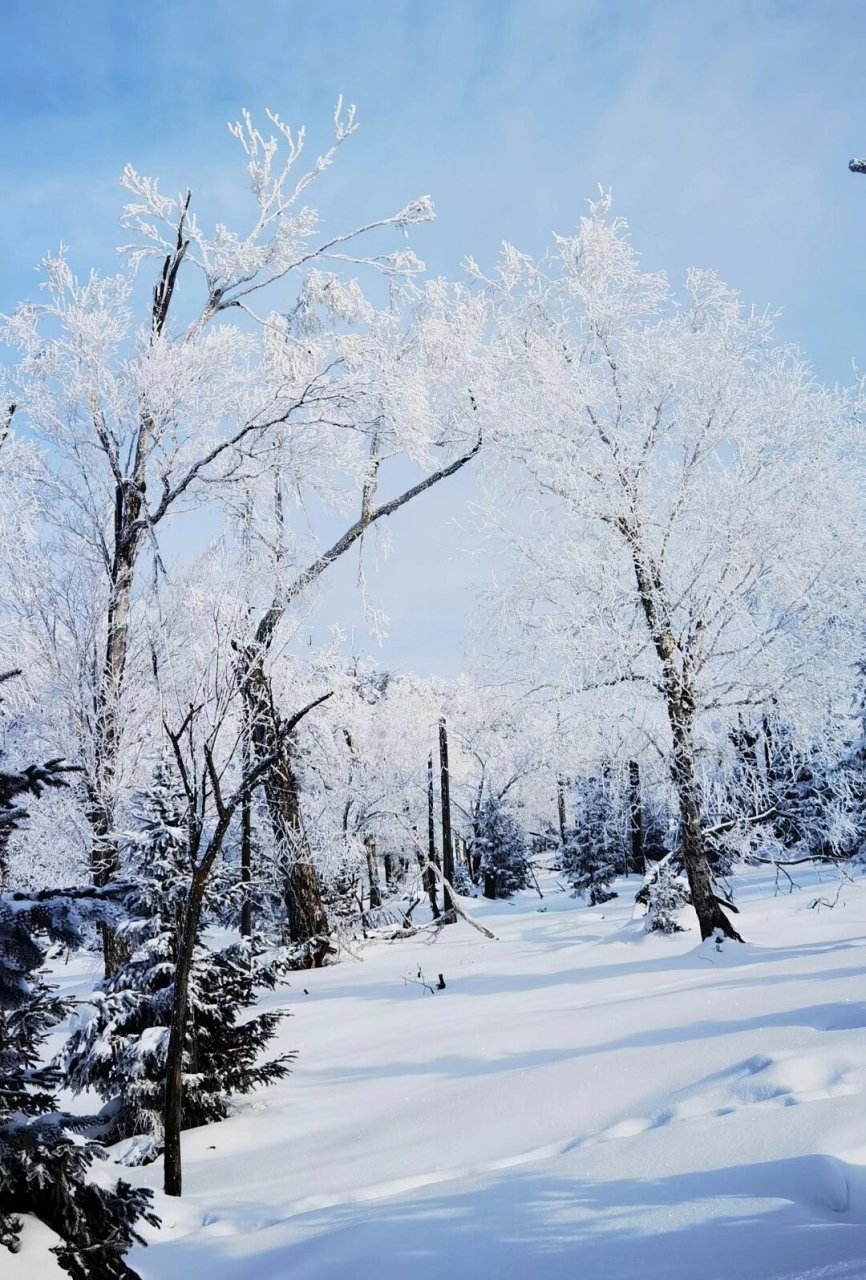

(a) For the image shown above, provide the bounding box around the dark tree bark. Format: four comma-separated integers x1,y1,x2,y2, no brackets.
240,782,252,939
667,695,742,940
419,809,440,920
426,752,441,917
628,759,644,876
239,654,332,964
365,834,382,909
439,718,455,917
163,883,202,1198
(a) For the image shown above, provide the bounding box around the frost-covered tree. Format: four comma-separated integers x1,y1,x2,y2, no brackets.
2,101,488,971
643,859,690,934
561,772,620,905
0,678,157,1276
62,760,294,1164
474,794,530,899
481,195,862,940
699,691,866,871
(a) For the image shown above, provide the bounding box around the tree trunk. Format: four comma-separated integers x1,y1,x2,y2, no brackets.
87,519,143,976
240,654,331,965
666,688,742,942
426,752,441,915
418,855,440,919
382,851,395,887
439,718,455,917
624,528,742,941
240,783,252,939
365,834,382,909
628,759,644,876
619,533,742,940
557,776,568,846
163,876,205,1198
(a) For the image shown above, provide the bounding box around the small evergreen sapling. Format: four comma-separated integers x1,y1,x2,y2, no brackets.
643,859,690,934
62,760,295,1163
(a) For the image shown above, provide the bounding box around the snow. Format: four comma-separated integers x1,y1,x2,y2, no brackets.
14,865,866,1278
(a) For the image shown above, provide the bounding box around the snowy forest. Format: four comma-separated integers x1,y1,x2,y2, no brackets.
3,8,866,1279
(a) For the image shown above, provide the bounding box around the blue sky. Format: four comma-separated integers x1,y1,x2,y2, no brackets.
2,1,865,672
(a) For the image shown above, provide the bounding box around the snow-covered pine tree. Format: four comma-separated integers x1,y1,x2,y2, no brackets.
643,858,690,934
62,759,295,1163
0,706,158,1276
475,795,530,899
561,773,620,905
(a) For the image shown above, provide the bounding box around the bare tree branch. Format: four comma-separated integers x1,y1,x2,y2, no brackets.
256,432,482,646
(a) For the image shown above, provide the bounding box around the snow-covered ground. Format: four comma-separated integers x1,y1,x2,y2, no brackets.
20,866,866,1279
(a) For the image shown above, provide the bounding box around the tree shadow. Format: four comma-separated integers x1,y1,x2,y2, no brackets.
294,935,866,1007
135,1154,866,1280
308,997,866,1085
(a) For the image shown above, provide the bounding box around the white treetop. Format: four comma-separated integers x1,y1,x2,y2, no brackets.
478,194,863,753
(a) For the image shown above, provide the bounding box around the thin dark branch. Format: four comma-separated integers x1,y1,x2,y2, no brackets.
283,690,334,735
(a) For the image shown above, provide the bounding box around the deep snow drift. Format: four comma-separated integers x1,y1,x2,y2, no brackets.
16,865,866,1279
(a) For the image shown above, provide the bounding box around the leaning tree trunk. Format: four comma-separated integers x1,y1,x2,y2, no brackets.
261,735,330,961
240,654,331,965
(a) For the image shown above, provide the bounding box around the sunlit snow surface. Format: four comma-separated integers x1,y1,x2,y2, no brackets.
16,866,866,1278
